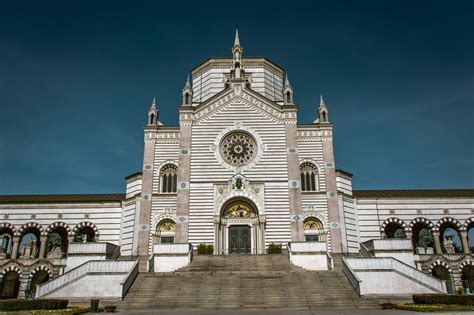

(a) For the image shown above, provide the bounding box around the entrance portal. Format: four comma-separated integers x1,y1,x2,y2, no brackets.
229,225,251,254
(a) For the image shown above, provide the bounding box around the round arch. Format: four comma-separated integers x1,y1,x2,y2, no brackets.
436,217,463,254
0,223,18,236
0,266,21,299
215,197,264,255
409,217,435,252
73,222,99,242
154,219,176,244
380,218,407,239
45,222,72,237
18,223,44,259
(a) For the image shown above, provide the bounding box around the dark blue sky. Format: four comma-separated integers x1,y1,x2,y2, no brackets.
0,1,472,194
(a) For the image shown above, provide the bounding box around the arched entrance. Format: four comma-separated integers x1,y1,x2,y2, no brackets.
0,271,20,299
215,198,264,255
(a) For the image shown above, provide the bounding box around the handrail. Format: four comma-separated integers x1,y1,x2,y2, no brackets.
326,252,334,270
341,257,362,295
359,242,373,257
341,244,349,258
36,260,136,298
107,245,121,260
345,257,446,293
120,260,139,299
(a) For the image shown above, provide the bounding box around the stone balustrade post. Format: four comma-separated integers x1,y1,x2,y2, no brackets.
461,231,470,254
433,231,442,254
11,236,20,259
39,236,47,258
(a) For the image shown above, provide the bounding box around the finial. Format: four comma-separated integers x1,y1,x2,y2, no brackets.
285,74,291,87
185,75,191,88
319,94,326,107
151,96,156,108
234,27,240,47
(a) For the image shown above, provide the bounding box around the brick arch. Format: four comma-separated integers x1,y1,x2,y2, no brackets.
435,217,464,232
459,259,474,273
464,218,474,230
408,217,434,231
2,265,22,277
29,265,53,278
73,221,99,238
18,222,45,236
429,259,452,274
45,222,72,236
0,223,18,236
380,217,407,232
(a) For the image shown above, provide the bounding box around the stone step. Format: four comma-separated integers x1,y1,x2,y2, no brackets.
118,254,381,310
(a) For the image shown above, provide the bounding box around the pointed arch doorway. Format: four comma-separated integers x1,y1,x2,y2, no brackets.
215,198,265,255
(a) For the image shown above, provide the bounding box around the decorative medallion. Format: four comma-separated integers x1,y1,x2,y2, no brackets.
220,132,257,166
227,204,251,218
304,218,322,230
158,221,176,231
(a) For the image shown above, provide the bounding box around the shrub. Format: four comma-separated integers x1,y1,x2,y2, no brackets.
268,243,282,254
0,299,68,311
197,244,214,254
413,294,474,305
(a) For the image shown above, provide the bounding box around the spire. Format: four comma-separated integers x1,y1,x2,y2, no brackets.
234,27,240,47
148,96,158,126
319,94,326,108
185,75,191,89
284,74,291,88
182,75,193,106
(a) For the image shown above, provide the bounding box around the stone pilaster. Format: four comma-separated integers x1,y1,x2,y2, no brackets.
321,125,343,253
137,126,157,272
283,106,304,242
11,236,20,259
175,107,193,243
38,236,47,258
433,231,442,254
461,231,470,254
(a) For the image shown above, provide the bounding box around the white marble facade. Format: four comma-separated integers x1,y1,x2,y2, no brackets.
0,30,473,298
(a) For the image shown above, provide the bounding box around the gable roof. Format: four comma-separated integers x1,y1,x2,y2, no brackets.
353,189,474,198
0,194,125,204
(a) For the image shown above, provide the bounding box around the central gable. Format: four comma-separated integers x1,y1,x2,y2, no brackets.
193,84,285,125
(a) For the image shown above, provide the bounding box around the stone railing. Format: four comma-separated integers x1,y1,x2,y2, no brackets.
341,258,362,295
153,243,191,254
287,242,329,271
288,241,327,253
362,239,412,252
120,260,139,298
343,257,447,294
68,242,118,255
36,260,137,298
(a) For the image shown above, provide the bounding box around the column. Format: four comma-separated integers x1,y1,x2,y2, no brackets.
137,127,157,272
461,231,470,254
321,125,343,253
283,107,304,242
38,236,47,258
175,108,193,243
433,231,442,254
11,236,20,259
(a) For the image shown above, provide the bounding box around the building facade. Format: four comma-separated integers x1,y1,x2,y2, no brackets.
0,31,473,299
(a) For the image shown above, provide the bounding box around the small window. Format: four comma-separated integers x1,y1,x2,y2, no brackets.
160,237,174,244
160,164,177,193
300,162,318,192
305,235,319,242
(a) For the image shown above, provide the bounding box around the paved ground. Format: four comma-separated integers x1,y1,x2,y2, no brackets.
87,309,468,315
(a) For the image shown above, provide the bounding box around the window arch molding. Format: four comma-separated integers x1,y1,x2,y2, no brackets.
154,219,176,244
158,161,178,194
299,160,321,192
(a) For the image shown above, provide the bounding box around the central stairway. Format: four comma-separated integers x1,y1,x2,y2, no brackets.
118,254,381,310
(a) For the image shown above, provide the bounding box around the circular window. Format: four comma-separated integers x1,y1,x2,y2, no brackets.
220,132,257,166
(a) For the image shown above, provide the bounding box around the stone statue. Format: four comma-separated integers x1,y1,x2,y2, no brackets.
82,234,87,243
445,237,455,254
47,246,62,259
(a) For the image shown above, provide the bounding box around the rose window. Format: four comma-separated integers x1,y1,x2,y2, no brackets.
220,132,257,166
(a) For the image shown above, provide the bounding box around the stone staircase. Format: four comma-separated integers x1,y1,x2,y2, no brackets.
118,254,381,310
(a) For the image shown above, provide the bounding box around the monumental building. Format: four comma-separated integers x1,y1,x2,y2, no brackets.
0,30,473,304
